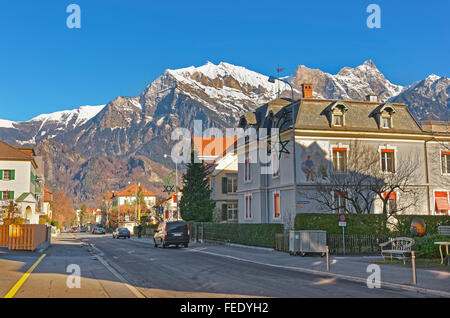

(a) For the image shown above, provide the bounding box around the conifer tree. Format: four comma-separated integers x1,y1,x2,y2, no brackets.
179,151,215,222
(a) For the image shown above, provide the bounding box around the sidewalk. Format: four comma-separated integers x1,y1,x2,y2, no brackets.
129,237,449,296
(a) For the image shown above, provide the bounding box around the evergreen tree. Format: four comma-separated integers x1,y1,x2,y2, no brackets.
179,151,215,222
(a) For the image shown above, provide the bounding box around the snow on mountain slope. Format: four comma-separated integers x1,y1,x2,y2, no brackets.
30,105,105,127
0,119,17,129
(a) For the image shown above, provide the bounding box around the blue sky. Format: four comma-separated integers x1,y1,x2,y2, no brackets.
0,0,449,121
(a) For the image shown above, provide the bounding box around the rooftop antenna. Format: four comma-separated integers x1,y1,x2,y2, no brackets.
275,65,284,99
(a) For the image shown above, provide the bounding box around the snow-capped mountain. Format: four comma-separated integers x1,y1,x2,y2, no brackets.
291,60,404,101
0,105,105,146
0,60,447,204
390,74,450,121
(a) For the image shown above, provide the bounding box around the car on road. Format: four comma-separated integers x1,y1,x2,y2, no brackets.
71,226,79,233
112,228,131,239
92,227,106,234
153,221,189,248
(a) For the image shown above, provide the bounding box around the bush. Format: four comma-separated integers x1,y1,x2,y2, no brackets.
294,213,389,235
189,222,284,248
413,234,449,259
294,213,450,236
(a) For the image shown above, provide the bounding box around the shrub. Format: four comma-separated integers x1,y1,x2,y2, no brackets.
188,222,284,248
413,235,449,259
133,224,158,237
294,213,450,236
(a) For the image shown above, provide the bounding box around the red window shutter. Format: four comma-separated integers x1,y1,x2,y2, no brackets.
274,193,280,217
383,192,396,200
381,149,394,153
435,191,447,198
441,151,450,155
333,148,347,152
173,194,177,203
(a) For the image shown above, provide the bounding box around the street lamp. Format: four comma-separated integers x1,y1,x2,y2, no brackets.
164,153,178,220
268,75,298,220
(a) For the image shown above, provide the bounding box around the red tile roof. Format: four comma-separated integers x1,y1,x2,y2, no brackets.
0,140,34,161
116,184,157,197
192,137,237,157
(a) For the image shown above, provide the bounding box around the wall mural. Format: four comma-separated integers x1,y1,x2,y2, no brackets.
299,141,329,182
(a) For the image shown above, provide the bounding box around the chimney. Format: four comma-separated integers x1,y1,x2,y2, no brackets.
301,84,313,98
366,94,378,102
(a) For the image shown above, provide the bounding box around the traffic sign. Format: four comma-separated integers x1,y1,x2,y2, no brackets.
339,214,346,222
339,222,347,227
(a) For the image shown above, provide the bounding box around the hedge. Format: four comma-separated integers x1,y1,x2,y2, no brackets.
188,222,284,249
413,235,450,259
294,213,450,236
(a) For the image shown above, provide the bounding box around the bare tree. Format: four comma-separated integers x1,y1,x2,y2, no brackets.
306,140,423,223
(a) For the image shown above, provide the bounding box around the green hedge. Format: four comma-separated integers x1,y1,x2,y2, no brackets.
413,235,450,259
189,222,284,248
295,213,450,236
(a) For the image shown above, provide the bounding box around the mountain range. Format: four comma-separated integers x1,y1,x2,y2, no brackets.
0,60,448,205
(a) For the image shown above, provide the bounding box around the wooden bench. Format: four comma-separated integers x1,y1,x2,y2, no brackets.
438,226,450,236
380,237,414,264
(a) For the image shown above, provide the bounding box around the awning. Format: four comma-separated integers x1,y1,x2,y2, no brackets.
435,196,450,211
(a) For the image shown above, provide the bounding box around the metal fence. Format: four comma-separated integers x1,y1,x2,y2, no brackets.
274,233,389,255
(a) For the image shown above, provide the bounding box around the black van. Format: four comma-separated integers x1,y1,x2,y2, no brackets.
153,221,190,248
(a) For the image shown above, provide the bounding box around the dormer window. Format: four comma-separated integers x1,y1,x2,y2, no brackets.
374,104,396,129
333,113,344,126
327,102,349,128
381,116,392,128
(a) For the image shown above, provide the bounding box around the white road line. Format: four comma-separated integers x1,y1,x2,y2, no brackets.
187,248,450,298
94,254,146,298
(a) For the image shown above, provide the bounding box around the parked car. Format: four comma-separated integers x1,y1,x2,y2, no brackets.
80,226,87,232
113,228,131,239
71,226,79,233
92,227,106,234
153,221,189,248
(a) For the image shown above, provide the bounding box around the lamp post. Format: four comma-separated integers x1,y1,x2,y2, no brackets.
268,76,298,220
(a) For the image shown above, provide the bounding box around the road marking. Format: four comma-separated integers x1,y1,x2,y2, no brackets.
4,254,46,298
187,248,450,298
94,254,146,298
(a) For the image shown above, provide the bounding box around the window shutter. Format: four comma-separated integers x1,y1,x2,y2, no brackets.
0,170,3,180
222,204,228,220
0,191,2,199
11,170,15,180
222,177,228,194
10,191,14,199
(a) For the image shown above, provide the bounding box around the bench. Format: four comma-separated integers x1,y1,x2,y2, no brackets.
438,226,450,236
380,237,414,264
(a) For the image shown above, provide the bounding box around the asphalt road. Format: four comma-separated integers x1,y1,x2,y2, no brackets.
77,232,427,298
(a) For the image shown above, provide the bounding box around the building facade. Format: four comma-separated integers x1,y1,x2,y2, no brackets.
236,87,450,225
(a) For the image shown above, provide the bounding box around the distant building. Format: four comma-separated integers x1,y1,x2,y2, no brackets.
42,185,53,219
0,141,43,224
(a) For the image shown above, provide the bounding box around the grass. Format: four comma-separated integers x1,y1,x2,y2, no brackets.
373,258,450,270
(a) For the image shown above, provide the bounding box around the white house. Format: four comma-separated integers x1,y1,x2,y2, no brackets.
0,141,41,224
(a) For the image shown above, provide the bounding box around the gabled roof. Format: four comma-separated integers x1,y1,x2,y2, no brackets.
16,192,37,203
0,140,35,161
115,184,157,197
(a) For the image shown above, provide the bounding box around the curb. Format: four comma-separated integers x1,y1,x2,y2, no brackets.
188,248,450,298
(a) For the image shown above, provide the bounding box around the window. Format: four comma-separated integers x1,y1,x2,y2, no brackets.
332,148,347,172
334,192,347,213
2,170,13,181
381,116,392,129
272,152,280,177
244,154,252,182
441,151,450,174
227,175,238,193
435,191,450,215
383,192,397,214
227,203,238,221
245,194,252,219
381,149,395,173
1,191,12,200
333,113,344,126
274,193,280,219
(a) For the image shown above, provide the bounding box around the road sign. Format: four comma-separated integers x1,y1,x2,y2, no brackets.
339,214,346,222
339,222,347,227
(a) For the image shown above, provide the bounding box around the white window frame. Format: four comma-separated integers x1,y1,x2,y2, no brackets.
227,202,238,221
433,190,450,216
227,175,238,193
2,170,12,181
378,145,397,174
381,116,393,129
440,151,450,175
